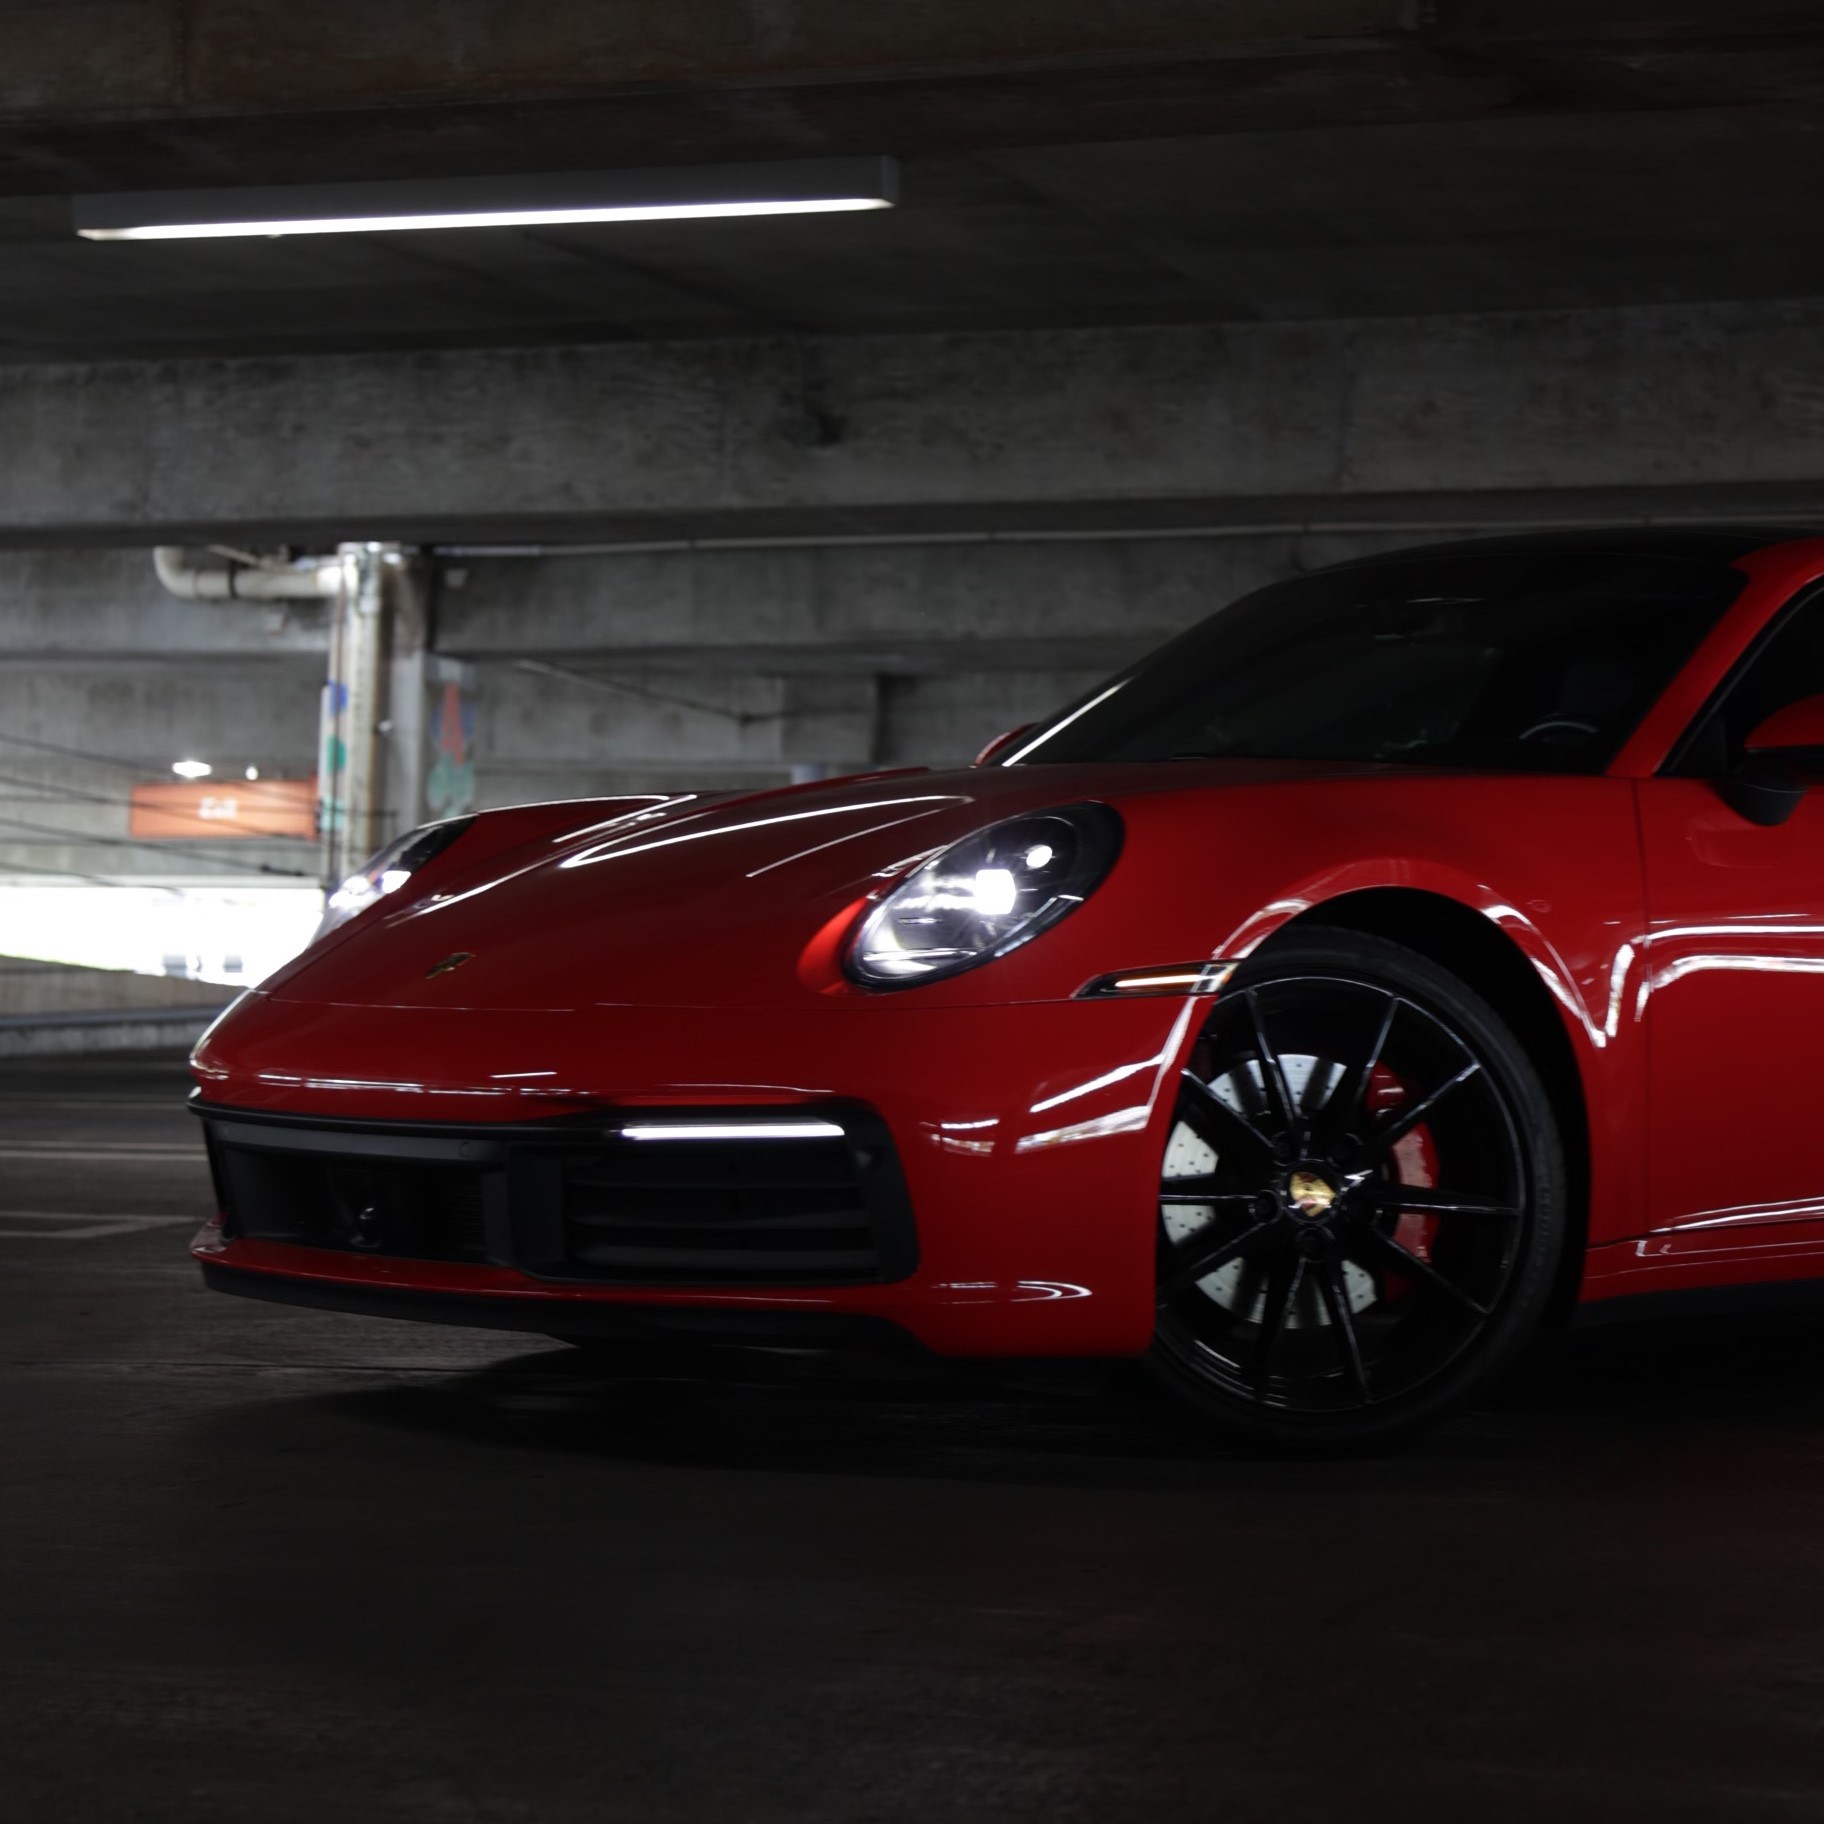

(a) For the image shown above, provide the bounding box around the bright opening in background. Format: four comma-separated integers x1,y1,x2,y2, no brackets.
0,882,325,987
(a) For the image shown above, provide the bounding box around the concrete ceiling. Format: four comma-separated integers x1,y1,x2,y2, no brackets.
1,1,1823,362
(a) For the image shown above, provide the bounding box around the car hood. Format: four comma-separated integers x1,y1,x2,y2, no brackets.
254,758,1434,1013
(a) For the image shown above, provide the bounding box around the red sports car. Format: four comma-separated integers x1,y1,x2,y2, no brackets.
192,528,1824,1447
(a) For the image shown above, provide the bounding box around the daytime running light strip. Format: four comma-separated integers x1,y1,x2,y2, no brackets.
619,1121,845,1142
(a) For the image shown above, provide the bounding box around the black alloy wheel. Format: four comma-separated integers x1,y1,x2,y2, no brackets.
1147,930,1565,1450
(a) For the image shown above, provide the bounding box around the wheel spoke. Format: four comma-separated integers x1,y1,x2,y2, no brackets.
1353,1225,1490,1317
1357,1182,1519,1220
1324,992,1400,1143
1158,1221,1274,1302
1178,1071,1274,1154
1361,1059,1480,1156
1155,964,1530,1422
1245,989,1298,1135
1252,1252,1306,1402
1317,1259,1373,1405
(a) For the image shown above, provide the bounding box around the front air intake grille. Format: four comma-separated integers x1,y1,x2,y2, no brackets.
554,1134,886,1282
210,1148,494,1265
198,1103,917,1287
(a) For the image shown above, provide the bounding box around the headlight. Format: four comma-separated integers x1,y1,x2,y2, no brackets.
313,818,474,942
846,804,1122,987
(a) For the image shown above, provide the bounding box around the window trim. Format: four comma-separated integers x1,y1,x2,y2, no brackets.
1660,580,1824,778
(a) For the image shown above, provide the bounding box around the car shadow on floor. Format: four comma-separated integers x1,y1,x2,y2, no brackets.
275,1308,1824,1489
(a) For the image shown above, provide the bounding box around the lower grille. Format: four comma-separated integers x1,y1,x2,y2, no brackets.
201,1104,916,1287
215,1150,493,1264
555,1134,884,1282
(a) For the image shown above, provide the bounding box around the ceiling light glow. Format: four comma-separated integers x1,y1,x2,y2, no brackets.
84,199,891,241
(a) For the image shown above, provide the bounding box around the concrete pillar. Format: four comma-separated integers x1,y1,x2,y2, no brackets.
319,543,447,884
319,546,373,883
380,552,431,853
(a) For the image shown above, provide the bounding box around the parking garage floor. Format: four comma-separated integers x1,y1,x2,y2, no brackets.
5,1053,1824,1823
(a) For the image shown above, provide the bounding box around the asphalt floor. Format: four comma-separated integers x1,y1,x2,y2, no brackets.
4,1051,1823,1822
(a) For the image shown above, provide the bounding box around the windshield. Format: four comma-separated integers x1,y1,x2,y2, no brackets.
1006,551,1746,774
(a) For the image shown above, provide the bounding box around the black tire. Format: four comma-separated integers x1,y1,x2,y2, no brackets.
1145,930,1566,1451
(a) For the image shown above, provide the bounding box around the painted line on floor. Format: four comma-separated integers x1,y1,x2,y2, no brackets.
0,1144,199,1161
1,1098,186,1112
0,1210,195,1239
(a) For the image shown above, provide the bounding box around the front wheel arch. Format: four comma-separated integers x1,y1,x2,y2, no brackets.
1250,889,1590,1328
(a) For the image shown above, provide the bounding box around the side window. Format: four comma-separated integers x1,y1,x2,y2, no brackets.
1671,589,1824,777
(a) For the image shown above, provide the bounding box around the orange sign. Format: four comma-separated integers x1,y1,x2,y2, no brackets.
129,779,317,841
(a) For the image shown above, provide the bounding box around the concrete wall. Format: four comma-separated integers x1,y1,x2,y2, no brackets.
0,955,229,1016
0,955,231,1056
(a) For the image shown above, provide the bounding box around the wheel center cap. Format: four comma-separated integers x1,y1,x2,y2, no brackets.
1287,1169,1338,1220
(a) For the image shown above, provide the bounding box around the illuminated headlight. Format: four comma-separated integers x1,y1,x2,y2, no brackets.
847,804,1122,987
312,817,474,942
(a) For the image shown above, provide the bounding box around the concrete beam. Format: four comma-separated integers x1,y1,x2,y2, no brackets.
0,2,1410,122
9,302,1824,547
472,665,1105,802
0,549,327,657
436,533,1409,671
3,4,1820,203
0,658,320,767
0,536,1401,664
479,667,883,773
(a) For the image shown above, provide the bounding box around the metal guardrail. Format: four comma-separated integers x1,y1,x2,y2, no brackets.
0,1005,230,1029
0,1004,229,1057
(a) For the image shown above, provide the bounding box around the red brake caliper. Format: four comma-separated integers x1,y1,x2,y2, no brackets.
1366,1063,1439,1298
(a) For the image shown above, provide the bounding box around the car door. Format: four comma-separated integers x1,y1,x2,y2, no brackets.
1638,584,1824,1272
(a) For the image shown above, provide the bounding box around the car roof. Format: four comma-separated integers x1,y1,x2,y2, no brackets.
1328,526,1824,568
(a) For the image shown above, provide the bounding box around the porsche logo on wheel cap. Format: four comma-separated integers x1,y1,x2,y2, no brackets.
425,951,474,979
1288,1169,1337,1219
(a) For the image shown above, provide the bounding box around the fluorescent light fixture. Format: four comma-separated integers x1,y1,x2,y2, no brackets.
620,1120,845,1142
75,157,898,242
171,758,213,780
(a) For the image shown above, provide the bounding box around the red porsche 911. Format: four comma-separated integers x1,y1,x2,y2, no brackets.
191,528,1824,1446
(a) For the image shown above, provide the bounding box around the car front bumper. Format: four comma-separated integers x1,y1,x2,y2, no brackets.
191,991,1204,1356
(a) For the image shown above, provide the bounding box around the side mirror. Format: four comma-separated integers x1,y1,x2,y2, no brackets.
1725,695,1824,826
973,724,1033,767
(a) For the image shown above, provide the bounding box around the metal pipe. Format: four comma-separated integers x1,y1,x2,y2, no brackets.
152,546,345,601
